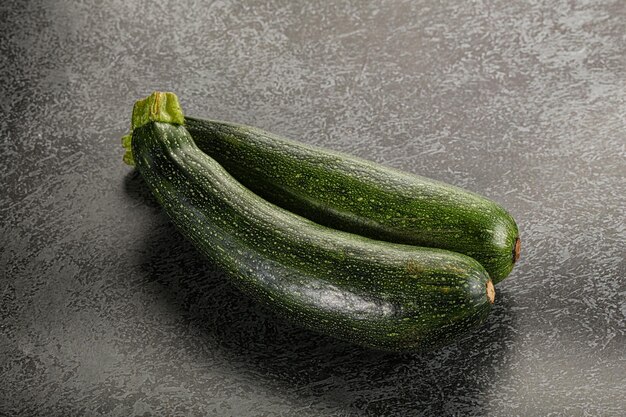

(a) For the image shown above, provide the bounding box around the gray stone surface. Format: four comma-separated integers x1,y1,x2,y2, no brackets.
1,0,625,415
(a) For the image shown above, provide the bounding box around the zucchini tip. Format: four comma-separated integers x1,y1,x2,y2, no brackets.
513,237,521,264
486,280,495,304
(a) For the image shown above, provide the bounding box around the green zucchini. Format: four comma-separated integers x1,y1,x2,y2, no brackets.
125,92,495,351
178,117,520,284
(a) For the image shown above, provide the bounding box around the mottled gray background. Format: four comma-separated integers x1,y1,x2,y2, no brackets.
1,0,625,416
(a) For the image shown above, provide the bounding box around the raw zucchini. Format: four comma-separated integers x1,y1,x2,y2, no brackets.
181,117,520,284
125,92,495,351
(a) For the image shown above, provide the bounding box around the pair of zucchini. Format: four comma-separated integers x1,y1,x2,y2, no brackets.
123,92,519,351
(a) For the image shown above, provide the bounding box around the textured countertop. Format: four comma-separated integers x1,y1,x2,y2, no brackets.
1,0,625,416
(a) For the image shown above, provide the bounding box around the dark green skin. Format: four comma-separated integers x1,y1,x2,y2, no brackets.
185,117,520,284
132,121,494,351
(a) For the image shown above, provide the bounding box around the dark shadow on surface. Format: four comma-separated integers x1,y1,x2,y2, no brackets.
124,171,518,416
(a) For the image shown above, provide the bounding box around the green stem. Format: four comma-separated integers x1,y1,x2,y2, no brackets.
121,91,185,166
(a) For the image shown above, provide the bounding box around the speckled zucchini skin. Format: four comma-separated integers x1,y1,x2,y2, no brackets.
132,120,494,351
185,117,520,284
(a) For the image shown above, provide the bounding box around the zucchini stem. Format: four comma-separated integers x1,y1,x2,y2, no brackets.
121,91,185,166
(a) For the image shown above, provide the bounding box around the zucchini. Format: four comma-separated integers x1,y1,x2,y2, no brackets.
125,92,495,351
180,117,520,284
